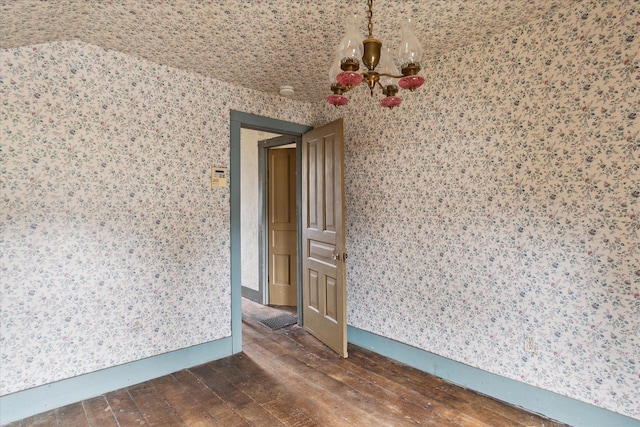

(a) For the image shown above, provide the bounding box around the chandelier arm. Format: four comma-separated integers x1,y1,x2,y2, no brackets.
377,73,406,79
340,84,359,94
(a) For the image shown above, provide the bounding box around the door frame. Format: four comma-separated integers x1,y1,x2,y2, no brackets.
230,111,312,353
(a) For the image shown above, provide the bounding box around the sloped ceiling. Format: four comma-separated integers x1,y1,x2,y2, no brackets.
0,0,583,102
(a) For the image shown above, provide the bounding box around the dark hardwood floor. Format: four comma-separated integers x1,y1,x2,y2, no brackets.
8,299,568,426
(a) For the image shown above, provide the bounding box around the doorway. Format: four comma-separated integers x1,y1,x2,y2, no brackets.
239,129,298,308
261,139,298,307
231,112,347,358
229,111,312,354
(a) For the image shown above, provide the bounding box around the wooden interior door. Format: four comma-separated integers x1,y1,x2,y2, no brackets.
301,119,347,357
268,147,297,306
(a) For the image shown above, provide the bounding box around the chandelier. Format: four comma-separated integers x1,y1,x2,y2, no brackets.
327,0,424,108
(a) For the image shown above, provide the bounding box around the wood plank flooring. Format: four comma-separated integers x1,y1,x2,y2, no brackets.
7,299,568,426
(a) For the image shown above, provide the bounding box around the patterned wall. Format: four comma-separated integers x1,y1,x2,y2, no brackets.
1,0,638,421
0,40,315,395
322,0,639,420
0,0,582,103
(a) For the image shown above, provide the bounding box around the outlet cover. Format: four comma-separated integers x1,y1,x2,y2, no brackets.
524,337,537,354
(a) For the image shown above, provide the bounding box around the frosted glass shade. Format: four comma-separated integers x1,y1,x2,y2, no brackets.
378,47,400,87
329,57,342,84
336,15,364,67
397,19,423,68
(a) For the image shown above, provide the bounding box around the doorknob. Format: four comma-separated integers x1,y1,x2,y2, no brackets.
331,253,348,262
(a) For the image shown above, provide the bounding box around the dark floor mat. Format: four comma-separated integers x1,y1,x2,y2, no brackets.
258,313,298,330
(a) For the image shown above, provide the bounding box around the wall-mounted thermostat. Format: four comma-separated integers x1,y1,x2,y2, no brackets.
211,167,228,187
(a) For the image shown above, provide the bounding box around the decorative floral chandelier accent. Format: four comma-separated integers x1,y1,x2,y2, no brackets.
328,0,424,109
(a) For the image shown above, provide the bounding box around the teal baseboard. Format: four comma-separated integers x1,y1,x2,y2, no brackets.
241,286,262,304
347,326,638,427
0,337,233,425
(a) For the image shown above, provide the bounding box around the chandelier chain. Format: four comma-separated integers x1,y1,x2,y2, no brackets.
367,0,374,38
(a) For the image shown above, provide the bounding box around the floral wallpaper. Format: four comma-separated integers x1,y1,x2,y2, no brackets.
0,40,315,395
322,0,639,420
0,0,638,422
0,0,582,103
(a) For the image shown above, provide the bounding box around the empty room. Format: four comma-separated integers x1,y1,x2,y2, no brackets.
1,0,638,426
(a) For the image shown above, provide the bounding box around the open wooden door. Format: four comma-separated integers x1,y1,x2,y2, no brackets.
268,147,297,306
301,119,347,358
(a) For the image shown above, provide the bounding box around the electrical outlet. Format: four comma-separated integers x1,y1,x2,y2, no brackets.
524,337,537,354
132,320,142,333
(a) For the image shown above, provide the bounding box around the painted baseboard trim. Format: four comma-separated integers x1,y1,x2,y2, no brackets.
0,336,233,425
347,326,638,427
241,286,262,304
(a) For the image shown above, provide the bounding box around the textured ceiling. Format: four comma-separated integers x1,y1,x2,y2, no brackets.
0,0,583,102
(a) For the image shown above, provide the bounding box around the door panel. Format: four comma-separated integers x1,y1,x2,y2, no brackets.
272,152,293,223
307,141,318,230
302,119,347,357
308,269,319,310
268,148,297,306
273,253,291,285
309,240,335,263
326,277,337,321
323,137,336,231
